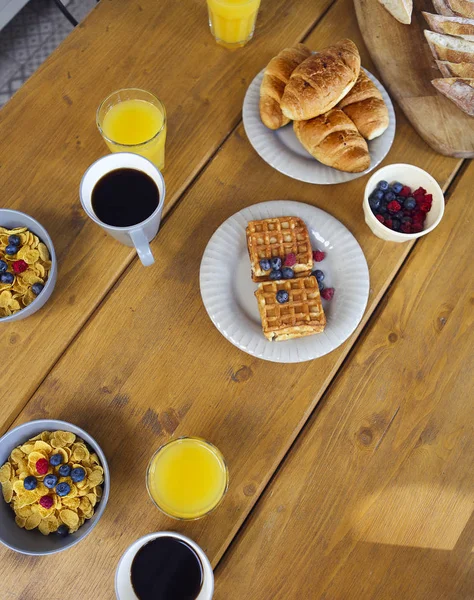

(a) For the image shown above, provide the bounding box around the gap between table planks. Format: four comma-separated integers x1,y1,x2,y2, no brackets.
214,159,474,600
0,1,464,596
0,0,334,427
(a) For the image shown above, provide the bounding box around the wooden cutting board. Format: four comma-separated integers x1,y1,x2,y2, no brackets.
354,0,474,158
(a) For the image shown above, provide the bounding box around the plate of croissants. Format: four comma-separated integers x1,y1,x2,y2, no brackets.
243,39,396,184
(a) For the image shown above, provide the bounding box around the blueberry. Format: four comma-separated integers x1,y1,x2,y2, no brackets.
58,464,71,477
270,257,281,270
369,196,381,211
281,267,294,279
391,218,401,231
23,476,37,491
392,182,403,194
313,269,325,283
44,474,58,489
8,235,21,246
56,524,69,537
318,281,325,291
401,216,412,224
259,258,271,271
404,197,416,210
384,191,396,202
56,482,71,497
369,189,384,202
276,290,289,304
269,270,282,281
31,283,44,296
394,211,404,219
50,453,63,467
0,260,7,273
377,180,389,191
0,272,14,284
5,245,18,256
71,467,86,483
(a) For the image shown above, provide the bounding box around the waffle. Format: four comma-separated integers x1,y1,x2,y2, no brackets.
255,276,326,341
246,217,313,282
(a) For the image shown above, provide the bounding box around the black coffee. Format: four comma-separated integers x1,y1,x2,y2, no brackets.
131,537,203,600
91,168,159,227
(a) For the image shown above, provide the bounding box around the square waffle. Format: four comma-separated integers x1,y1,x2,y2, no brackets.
246,217,313,282
255,276,326,341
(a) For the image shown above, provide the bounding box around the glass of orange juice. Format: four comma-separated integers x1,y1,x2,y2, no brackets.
207,0,261,49
147,437,229,520
97,88,167,171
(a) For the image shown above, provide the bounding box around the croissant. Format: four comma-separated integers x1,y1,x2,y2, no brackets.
281,39,361,120
259,44,312,130
337,70,389,140
293,109,370,173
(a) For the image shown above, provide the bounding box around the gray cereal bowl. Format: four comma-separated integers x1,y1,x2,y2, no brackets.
0,419,109,555
0,209,57,322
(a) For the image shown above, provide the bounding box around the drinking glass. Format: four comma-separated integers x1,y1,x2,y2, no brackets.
207,0,261,49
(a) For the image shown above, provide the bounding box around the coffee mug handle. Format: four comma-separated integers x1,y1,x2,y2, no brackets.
129,229,154,267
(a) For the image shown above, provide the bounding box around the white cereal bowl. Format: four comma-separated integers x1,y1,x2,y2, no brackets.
0,209,57,322
363,164,445,243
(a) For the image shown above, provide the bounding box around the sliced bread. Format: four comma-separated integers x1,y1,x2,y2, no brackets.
423,12,474,40
378,0,413,24
425,30,474,62
432,77,474,115
436,59,474,75
432,0,474,18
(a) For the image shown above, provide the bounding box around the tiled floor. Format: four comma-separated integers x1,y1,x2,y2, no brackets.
0,0,97,107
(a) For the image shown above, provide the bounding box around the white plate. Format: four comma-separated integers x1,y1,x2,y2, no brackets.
243,68,396,185
200,201,369,363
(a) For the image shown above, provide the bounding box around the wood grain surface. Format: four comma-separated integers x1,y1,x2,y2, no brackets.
0,0,332,427
214,161,474,600
0,0,463,596
355,0,474,158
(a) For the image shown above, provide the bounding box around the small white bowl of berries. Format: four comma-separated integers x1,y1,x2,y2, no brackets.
363,164,445,243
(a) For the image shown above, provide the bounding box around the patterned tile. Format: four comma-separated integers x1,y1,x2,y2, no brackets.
0,5,54,64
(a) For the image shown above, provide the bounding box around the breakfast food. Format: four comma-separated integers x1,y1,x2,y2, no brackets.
423,12,474,40
431,77,474,114
280,39,360,121
378,0,413,23
259,44,312,130
246,217,313,282
425,30,474,62
432,0,474,18
0,430,104,536
255,276,326,341
435,59,474,76
293,109,370,173
0,226,52,318
337,70,390,140
368,180,434,233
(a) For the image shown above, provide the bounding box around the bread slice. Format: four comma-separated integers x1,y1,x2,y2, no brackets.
378,0,413,23
424,30,474,62
423,12,474,40
432,0,474,18
432,77,474,115
436,59,474,75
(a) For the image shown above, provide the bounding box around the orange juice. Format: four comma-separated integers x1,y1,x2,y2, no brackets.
207,0,261,48
147,437,229,520
97,90,167,170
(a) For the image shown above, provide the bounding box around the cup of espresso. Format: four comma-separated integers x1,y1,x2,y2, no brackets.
80,153,165,267
115,531,214,600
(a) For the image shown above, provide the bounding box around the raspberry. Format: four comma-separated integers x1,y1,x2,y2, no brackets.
401,222,412,233
419,200,432,213
399,186,412,197
39,495,54,509
321,287,335,301
36,458,49,475
385,219,393,229
413,187,427,197
412,223,423,233
412,211,425,223
387,201,402,213
12,260,28,275
312,250,325,262
375,214,384,223
284,253,296,267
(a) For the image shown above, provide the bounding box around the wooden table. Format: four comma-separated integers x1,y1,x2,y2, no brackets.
0,0,472,598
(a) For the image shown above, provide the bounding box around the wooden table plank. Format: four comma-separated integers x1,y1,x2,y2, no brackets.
213,162,474,600
0,0,463,595
0,0,332,426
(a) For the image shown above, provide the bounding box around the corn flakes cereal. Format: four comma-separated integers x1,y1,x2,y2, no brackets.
0,430,104,536
0,226,52,318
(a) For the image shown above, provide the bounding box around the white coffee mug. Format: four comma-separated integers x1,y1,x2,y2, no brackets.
115,531,214,600
80,153,165,266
